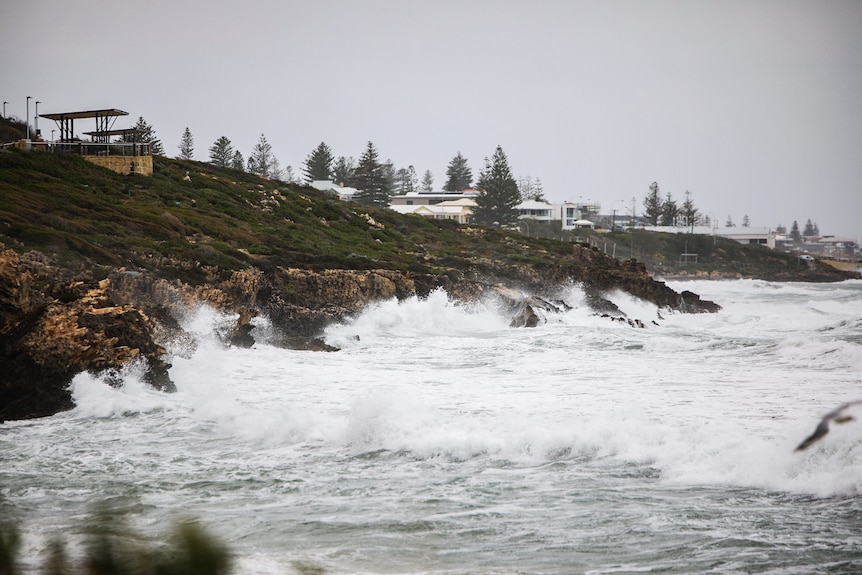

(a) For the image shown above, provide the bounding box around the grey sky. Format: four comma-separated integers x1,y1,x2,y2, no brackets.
3,0,861,239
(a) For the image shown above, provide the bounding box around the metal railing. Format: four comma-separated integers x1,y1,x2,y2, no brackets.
0,139,151,156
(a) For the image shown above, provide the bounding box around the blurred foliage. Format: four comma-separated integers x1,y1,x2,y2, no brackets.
1,518,230,575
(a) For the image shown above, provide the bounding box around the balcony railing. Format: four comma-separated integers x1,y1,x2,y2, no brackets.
1,140,151,156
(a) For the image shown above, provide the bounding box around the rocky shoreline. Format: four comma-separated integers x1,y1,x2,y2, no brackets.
1,243,719,422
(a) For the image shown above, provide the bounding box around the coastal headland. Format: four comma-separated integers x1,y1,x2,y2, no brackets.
0,147,856,421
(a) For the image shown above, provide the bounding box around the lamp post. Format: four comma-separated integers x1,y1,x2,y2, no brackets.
610,199,625,232
35,101,41,138
2,101,6,118
26,96,31,139
710,213,717,245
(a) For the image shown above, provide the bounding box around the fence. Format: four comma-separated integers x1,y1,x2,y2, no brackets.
1,140,151,156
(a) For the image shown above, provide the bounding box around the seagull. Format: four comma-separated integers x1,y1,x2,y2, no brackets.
795,400,862,451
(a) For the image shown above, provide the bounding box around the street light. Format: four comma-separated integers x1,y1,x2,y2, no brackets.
35,101,41,137
610,199,625,232
26,96,31,139
2,101,6,118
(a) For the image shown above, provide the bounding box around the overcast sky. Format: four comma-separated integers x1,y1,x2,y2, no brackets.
3,0,861,239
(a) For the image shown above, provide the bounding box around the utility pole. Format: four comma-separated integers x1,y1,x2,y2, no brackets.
26,96,31,139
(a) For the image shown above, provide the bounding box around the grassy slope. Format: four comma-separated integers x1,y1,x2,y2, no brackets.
594,229,853,280
0,135,853,285
0,149,584,286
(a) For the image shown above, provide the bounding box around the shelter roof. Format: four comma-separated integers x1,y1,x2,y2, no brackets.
40,108,128,120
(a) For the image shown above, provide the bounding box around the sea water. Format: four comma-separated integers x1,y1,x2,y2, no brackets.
2,279,861,574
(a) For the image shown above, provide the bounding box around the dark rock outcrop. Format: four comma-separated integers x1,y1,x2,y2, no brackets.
493,287,571,328
0,237,722,421
0,249,173,422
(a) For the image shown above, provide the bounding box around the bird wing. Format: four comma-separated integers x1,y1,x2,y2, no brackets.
795,400,862,452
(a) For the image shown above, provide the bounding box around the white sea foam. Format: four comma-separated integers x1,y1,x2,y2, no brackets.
63,283,862,496
9,280,861,574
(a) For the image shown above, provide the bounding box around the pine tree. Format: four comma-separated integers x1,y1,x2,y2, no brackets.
517,175,545,201
472,146,521,228
421,170,434,193
407,165,418,193
803,219,816,237
353,142,391,207
532,177,545,201
742,214,750,227
121,116,164,156
443,152,473,191
177,127,194,160
382,160,397,198
247,133,275,178
396,166,418,194
231,150,244,171
643,182,662,225
660,192,679,226
790,220,801,242
302,142,334,183
332,156,355,187
775,223,787,234
680,190,698,227
208,136,234,167
270,156,284,181
725,215,735,227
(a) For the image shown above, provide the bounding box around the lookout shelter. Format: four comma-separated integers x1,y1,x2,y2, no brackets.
38,108,153,175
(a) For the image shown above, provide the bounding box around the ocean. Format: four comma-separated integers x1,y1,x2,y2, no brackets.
2,279,861,574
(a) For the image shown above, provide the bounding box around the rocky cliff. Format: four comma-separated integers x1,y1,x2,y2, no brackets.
0,149,723,421
0,249,172,420
0,239,720,421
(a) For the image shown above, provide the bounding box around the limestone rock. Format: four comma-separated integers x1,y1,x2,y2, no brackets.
0,249,174,421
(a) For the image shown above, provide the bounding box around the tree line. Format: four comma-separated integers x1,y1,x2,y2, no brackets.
130,119,825,236
641,182,700,227
776,220,820,242
304,141,525,227
642,181,824,239
124,118,543,228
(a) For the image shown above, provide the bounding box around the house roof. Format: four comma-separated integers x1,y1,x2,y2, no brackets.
389,205,421,215
437,198,477,207
413,205,472,215
311,180,339,191
40,108,128,120
517,199,553,210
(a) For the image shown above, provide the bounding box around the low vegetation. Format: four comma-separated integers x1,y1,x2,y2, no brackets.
0,147,590,287
518,220,855,281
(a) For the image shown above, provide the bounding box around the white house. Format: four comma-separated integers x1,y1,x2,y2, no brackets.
389,189,480,207
311,180,358,201
516,200,590,230
392,198,476,224
517,199,555,222
390,194,592,230
641,225,777,248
